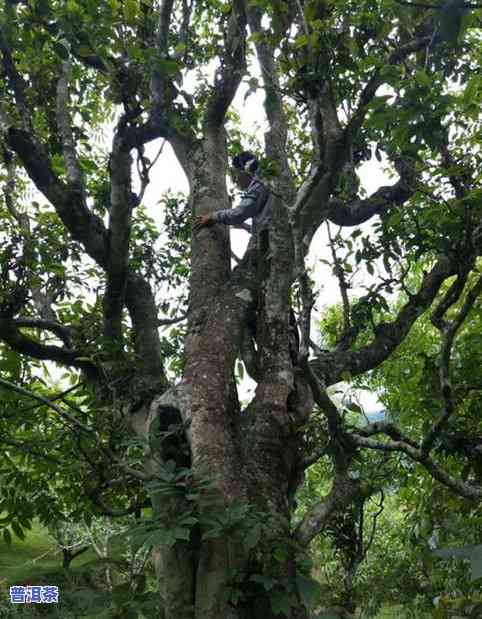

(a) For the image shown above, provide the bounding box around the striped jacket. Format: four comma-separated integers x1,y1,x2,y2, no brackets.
212,178,271,233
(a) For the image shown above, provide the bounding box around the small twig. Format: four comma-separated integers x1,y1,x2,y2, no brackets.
297,271,315,363
422,274,482,457
351,433,482,499
303,362,343,438
295,0,311,39
0,377,94,435
157,311,188,326
15,382,85,415
326,222,351,333
362,490,384,561
137,139,166,204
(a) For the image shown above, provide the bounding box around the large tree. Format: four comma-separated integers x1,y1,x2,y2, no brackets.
0,0,481,617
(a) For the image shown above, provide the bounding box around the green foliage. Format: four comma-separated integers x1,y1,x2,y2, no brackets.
308,266,482,615
0,0,481,616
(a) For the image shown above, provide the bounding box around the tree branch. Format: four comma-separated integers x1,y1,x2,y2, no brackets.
157,311,188,327
0,31,32,133
56,59,83,187
294,35,430,251
0,317,97,376
1,27,109,270
325,159,416,227
203,0,247,128
246,4,295,199
302,445,330,469
297,273,315,364
0,436,63,465
421,273,482,457
326,223,351,332
351,433,482,500
0,377,95,435
355,420,419,448
87,488,147,518
346,35,431,140
149,0,175,115
431,271,469,330
125,272,167,385
303,362,343,438
103,120,135,343
13,318,74,348
5,127,109,268
395,0,482,8
294,473,361,546
239,327,260,382
312,255,456,385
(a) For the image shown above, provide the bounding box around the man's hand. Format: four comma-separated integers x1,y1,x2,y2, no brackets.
193,214,215,233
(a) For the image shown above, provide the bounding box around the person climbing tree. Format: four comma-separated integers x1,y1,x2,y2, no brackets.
193,151,271,233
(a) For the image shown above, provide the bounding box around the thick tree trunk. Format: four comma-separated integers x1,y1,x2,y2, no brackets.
183,134,250,619
128,116,312,619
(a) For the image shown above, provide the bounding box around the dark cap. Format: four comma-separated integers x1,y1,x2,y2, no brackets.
232,151,259,173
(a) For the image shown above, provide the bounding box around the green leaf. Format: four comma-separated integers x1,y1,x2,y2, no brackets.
295,574,322,609
3,528,12,546
124,0,137,21
173,527,190,541
415,70,431,89
53,41,69,60
249,574,276,591
249,31,263,44
77,45,92,57
244,524,261,551
294,34,309,48
270,590,294,616
11,520,25,541
66,0,81,14
174,42,187,56
371,95,392,110
156,59,180,76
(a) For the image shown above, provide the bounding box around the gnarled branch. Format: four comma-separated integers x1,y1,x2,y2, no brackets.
351,432,482,500
294,473,362,546
312,255,456,385
325,161,416,227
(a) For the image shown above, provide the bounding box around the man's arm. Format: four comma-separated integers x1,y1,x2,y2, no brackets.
193,182,269,231
213,182,268,225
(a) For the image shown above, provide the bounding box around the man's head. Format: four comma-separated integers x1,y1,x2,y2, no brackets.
231,151,258,189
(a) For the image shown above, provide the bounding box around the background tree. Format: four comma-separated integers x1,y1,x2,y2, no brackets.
0,0,481,618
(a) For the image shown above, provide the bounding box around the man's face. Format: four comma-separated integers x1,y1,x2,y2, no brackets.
231,168,251,189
